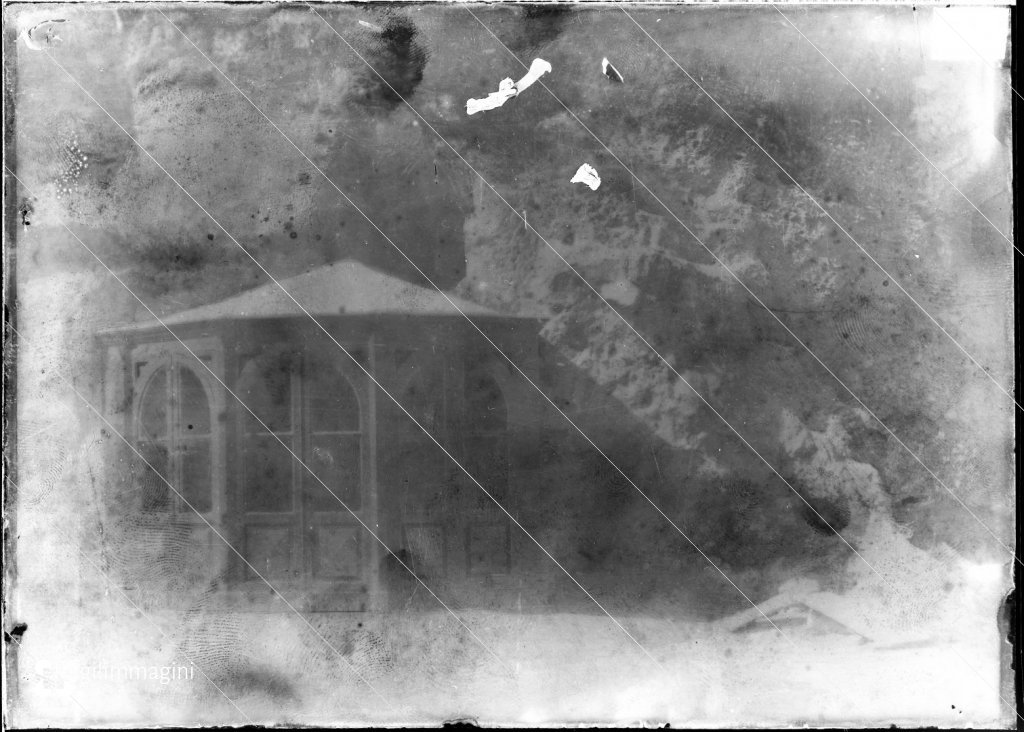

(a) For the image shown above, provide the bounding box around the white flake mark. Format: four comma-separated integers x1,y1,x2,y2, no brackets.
601,57,624,83
600,279,639,307
466,58,552,115
570,163,601,191
20,18,67,50
514,58,552,94
467,77,517,115
357,19,384,33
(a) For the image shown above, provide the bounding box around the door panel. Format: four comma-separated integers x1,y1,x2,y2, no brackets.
312,525,362,579
387,352,514,589
244,524,299,581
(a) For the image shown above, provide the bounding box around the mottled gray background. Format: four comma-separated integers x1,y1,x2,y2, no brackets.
4,2,1015,727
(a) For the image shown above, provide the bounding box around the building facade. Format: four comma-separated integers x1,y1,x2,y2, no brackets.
98,260,542,613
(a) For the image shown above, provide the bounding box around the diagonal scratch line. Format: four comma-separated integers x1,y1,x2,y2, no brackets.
6,167,514,682
773,4,1014,247
310,0,1014,599
605,7,1018,564
557,7,1019,565
464,13,1020,718
7,478,254,724
37,32,665,673
308,3,905,595
6,320,399,713
311,2,815,665
621,5,1020,416
155,6,794,648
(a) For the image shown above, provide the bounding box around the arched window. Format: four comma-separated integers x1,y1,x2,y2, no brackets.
305,366,362,511
136,362,213,514
237,352,363,512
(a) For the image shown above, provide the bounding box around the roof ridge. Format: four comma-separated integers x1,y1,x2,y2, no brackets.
99,258,534,335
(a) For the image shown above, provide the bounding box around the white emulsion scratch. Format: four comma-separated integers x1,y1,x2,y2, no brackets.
571,163,601,190
466,58,552,115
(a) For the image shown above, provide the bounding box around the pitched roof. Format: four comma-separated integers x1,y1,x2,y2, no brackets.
108,259,515,333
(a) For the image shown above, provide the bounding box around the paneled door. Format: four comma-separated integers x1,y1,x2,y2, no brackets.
236,345,373,610
387,349,511,603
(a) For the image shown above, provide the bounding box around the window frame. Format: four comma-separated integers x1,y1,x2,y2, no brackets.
302,356,366,515
131,339,225,523
236,349,302,516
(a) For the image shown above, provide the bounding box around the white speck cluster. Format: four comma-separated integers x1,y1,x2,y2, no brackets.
54,130,89,200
